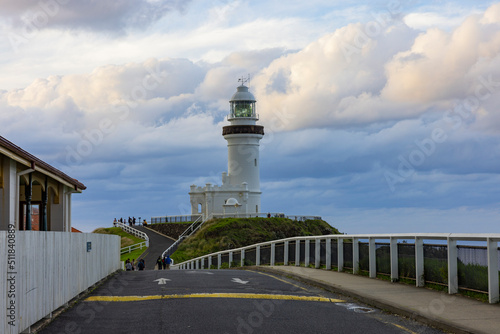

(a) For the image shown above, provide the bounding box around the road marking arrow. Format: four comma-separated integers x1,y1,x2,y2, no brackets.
231,278,249,284
154,278,171,285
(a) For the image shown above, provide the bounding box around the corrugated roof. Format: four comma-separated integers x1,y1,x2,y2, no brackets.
0,136,86,190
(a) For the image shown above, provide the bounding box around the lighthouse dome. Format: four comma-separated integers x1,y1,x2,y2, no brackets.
230,85,256,102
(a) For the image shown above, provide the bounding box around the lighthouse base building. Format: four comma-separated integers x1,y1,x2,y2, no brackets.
190,82,264,218
189,177,260,217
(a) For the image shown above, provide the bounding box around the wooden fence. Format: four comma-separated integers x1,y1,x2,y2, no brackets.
0,231,120,333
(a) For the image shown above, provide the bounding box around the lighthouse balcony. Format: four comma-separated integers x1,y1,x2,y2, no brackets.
222,125,264,136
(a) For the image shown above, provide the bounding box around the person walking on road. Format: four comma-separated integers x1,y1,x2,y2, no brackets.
156,256,163,270
165,255,172,269
137,259,145,271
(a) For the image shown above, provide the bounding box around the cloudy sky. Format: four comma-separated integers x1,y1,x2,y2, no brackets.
1,0,499,234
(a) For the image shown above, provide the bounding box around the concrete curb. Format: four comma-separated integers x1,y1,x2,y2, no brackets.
250,266,476,334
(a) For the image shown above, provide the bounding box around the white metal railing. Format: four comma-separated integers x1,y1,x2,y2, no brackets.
115,222,149,247
120,241,148,255
174,233,500,304
210,213,321,221
161,215,209,258
150,215,202,224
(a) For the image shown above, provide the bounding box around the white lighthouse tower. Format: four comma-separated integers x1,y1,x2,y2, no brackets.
190,80,264,218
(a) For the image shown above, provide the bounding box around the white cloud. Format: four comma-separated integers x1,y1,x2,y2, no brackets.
1,2,499,234
0,0,189,32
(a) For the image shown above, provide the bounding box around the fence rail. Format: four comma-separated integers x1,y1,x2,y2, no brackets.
150,215,202,224
211,213,321,221
120,241,147,255
174,233,500,304
115,222,149,247
151,213,322,223
161,215,205,258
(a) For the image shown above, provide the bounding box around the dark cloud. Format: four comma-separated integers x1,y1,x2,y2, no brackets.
0,0,190,32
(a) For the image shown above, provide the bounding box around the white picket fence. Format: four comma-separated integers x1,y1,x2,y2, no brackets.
0,231,121,334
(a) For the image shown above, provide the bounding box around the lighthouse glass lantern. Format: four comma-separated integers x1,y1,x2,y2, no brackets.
229,85,257,119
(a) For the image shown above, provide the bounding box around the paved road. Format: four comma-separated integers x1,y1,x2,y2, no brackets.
39,269,444,334
132,226,175,270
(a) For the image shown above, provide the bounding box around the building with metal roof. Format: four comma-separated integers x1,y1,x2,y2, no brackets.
0,136,85,231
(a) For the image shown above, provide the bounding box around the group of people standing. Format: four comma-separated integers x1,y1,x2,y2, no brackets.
114,217,139,226
157,255,172,270
125,258,145,271
113,217,148,226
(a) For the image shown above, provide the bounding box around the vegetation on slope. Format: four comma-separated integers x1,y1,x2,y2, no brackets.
93,227,147,261
93,227,145,247
172,217,340,263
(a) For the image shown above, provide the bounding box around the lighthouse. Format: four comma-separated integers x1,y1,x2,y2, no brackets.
190,80,265,218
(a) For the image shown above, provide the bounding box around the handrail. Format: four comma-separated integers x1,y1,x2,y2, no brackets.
150,214,202,224
115,222,149,247
161,214,212,258
120,241,147,255
174,233,500,304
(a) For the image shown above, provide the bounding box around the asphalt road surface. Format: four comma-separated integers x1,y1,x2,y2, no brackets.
39,269,444,334
132,226,175,270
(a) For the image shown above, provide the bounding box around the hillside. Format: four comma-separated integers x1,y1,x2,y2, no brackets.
171,217,340,263
147,222,192,239
93,227,144,247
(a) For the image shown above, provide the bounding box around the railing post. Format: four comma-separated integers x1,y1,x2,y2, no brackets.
201,257,204,270
284,241,289,266
315,238,321,269
369,238,376,278
326,238,331,270
271,243,275,266
295,239,300,266
256,246,261,266
208,255,212,269
415,237,425,287
241,249,245,267
352,238,359,274
487,238,499,303
390,237,398,282
196,259,200,270
447,237,458,294
229,251,233,268
338,238,344,272
305,239,310,267
217,253,222,269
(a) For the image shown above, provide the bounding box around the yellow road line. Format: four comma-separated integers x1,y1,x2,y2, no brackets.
248,270,310,292
389,323,419,334
85,293,344,303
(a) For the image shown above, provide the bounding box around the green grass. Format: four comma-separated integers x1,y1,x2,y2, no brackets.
120,246,147,262
171,217,339,263
93,227,147,262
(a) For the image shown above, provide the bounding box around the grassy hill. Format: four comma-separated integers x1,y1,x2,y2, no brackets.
171,217,340,263
93,227,147,261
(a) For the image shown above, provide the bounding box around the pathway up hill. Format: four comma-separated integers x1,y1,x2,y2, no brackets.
171,217,340,264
